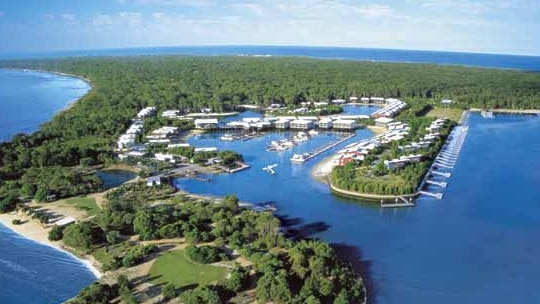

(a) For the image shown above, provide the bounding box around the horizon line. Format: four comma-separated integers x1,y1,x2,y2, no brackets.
1,44,539,58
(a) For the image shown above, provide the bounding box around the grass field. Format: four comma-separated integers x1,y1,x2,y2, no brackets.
63,197,100,216
149,249,228,288
425,107,464,122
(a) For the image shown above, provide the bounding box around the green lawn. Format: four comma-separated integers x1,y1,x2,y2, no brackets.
425,107,464,122
149,249,228,288
63,197,100,216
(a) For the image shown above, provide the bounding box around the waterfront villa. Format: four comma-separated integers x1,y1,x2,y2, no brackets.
290,119,314,130
375,117,394,127
318,118,333,129
275,118,292,129
332,119,358,130
194,118,219,129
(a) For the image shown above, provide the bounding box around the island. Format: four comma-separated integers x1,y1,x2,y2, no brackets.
1,56,540,303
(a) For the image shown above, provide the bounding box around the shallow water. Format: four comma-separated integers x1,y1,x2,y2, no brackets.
174,111,540,303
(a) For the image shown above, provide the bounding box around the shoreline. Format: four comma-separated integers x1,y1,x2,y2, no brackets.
1,68,93,115
0,212,102,279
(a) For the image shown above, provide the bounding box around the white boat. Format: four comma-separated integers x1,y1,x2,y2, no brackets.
290,153,311,163
308,130,319,136
283,140,295,147
481,111,494,118
220,134,236,141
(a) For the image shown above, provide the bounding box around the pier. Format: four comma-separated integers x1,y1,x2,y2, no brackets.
419,190,443,199
426,180,447,188
292,133,356,163
381,196,416,208
418,115,469,200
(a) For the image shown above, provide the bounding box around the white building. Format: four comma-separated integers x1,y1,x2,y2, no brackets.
290,119,314,130
162,110,180,118
137,107,156,118
194,118,219,129
375,117,394,127
318,118,333,129
333,119,357,130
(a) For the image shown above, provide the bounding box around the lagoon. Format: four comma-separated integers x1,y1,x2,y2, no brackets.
174,111,540,304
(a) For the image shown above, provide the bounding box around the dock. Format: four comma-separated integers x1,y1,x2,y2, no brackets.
419,190,443,199
417,115,469,200
291,133,356,163
381,196,416,208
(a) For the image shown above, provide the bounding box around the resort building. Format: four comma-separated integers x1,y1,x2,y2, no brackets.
147,176,162,187
137,106,156,118
349,96,358,102
331,99,347,104
384,154,422,170
290,119,314,130
194,118,219,129
441,99,454,105
371,99,407,117
162,110,181,118
155,153,176,163
318,118,333,129
375,117,394,127
275,119,292,129
194,147,218,153
333,119,358,130
146,126,179,140
360,97,370,103
370,97,385,104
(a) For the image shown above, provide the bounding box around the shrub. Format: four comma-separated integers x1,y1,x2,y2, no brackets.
48,225,65,241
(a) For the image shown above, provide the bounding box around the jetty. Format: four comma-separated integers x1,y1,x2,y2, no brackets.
417,113,469,200
291,133,356,163
381,196,416,208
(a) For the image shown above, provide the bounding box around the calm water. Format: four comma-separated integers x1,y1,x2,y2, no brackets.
0,69,90,142
3,46,540,71
174,111,540,304
0,70,96,303
96,170,137,190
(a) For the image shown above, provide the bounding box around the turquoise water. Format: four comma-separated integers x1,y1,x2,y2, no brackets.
174,112,540,303
0,69,90,142
0,70,96,303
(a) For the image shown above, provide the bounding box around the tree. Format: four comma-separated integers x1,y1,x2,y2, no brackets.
48,225,65,241
62,222,96,250
162,283,177,300
106,230,121,245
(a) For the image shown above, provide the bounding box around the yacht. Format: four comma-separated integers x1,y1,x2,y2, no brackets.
290,152,311,163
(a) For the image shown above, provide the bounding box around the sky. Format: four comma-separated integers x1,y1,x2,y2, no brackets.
0,0,538,55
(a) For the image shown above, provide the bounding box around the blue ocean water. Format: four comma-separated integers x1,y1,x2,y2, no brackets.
3,46,540,71
0,70,96,303
0,69,90,142
174,110,540,304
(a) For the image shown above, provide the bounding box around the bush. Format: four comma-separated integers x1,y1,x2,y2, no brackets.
48,225,65,241
106,230,122,245
185,245,224,264
162,283,177,300
12,219,23,225
122,244,158,267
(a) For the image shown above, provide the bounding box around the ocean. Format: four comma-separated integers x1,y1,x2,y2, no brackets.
3,45,540,71
0,46,539,303
0,69,90,142
0,70,96,303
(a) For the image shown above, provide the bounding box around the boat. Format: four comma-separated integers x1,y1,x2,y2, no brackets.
481,111,494,118
220,133,236,141
290,152,311,163
308,129,319,136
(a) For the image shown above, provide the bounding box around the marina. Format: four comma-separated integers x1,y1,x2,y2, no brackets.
417,113,470,200
290,132,356,163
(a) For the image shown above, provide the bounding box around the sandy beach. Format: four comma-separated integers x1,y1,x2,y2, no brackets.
311,155,335,183
0,211,102,279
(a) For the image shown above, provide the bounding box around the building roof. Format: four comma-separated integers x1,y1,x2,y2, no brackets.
375,117,394,124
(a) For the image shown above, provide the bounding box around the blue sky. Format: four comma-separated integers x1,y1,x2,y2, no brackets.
0,0,538,55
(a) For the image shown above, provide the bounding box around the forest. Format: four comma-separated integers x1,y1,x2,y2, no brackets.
1,56,539,207
59,186,365,304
